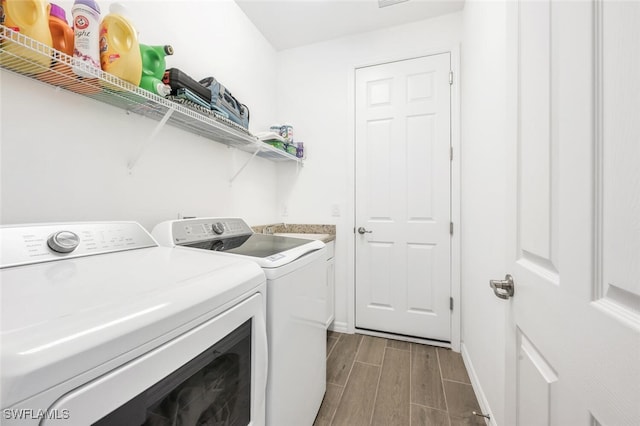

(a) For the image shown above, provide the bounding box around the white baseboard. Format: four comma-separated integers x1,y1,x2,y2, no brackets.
329,321,349,333
460,342,497,426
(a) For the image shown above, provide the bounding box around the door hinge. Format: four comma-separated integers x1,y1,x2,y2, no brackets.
450,146,453,161
450,297,454,310
450,222,454,235
449,71,453,85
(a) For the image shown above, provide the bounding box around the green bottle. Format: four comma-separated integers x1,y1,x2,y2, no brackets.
139,44,173,95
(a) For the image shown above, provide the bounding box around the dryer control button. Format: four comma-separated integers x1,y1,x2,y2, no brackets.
211,222,225,235
47,231,80,253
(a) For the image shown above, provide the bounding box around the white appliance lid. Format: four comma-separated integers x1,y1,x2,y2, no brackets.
153,218,325,268
183,233,317,258
1,223,265,408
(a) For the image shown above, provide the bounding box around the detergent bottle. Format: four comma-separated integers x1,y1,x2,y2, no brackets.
99,2,142,85
0,0,53,69
71,0,101,76
139,44,173,96
36,3,75,85
48,3,74,56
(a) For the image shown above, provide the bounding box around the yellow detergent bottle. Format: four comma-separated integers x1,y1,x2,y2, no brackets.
99,3,141,85
0,0,54,70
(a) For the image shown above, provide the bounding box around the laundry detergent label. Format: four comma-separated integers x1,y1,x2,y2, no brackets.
99,32,108,54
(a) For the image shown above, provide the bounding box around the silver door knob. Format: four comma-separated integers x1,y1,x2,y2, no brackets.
357,227,372,234
489,274,515,300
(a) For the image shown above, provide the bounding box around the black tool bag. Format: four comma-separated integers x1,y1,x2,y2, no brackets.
163,68,212,104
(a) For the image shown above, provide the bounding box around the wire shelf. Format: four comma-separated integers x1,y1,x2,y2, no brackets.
0,25,301,163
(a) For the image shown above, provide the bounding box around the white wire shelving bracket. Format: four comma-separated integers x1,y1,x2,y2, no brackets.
230,148,261,185
228,143,303,184
127,108,174,172
0,25,303,176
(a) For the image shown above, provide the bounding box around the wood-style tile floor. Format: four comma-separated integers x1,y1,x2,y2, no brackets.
314,331,486,426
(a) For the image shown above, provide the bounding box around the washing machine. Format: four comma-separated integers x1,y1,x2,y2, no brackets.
0,221,267,425
152,218,327,426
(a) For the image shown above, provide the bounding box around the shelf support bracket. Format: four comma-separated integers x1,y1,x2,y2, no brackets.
128,108,174,172
229,146,262,185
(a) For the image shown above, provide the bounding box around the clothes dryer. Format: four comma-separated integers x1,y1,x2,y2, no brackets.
1,222,267,425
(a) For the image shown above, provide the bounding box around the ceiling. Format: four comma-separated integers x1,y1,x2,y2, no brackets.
235,0,465,51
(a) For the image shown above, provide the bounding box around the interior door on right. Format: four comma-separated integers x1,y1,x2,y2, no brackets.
504,1,639,424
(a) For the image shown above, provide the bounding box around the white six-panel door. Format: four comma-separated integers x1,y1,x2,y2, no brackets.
505,1,640,424
355,54,451,341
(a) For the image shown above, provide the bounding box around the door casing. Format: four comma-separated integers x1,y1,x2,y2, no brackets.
343,46,461,351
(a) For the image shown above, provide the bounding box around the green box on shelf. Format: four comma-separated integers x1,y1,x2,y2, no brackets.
285,144,297,155
265,140,285,150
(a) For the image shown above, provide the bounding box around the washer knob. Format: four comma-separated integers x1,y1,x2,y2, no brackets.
211,222,225,235
47,231,80,253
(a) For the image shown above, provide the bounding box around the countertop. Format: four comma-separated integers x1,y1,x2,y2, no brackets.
252,224,336,243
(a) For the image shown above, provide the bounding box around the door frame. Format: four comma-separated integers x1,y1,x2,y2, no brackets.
344,46,461,351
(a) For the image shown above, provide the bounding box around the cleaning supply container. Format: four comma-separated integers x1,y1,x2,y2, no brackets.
99,2,141,85
36,3,75,85
282,123,294,142
139,44,173,95
0,0,53,70
71,0,101,76
48,3,74,56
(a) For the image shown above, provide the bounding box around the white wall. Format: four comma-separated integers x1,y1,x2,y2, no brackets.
274,13,463,331
2,3,509,421
0,0,280,231
273,3,509,423
460,1,508,424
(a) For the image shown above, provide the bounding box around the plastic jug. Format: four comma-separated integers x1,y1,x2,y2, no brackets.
0,0,53,69
36,3,74,85
71,0,101,77
48,3,74,56
99,3,141,85
139,44,173,95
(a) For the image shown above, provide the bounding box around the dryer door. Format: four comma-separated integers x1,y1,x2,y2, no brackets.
43,293,267,426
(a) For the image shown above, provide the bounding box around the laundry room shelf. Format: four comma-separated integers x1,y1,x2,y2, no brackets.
0,26,302,165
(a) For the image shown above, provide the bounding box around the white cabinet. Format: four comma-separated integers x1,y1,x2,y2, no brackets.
272,231,335,328
325,240,335,328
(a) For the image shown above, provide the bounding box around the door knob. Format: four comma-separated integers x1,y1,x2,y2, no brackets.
489,274,515,300
357,227,372,234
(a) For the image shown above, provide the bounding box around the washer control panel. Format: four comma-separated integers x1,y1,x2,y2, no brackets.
0,222,158,268
171,218,253,245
